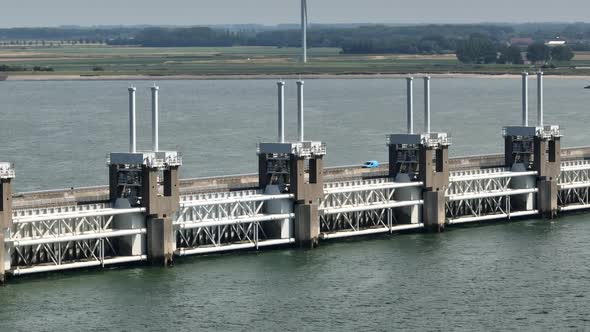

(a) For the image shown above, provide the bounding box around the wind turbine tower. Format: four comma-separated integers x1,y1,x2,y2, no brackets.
301,0,308,63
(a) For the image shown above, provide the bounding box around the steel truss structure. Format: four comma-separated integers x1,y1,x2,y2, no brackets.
13,202,110,219
7,207,146,275
320,179,424,239
174,190,295,255
558,161,590,211
446,168,539,224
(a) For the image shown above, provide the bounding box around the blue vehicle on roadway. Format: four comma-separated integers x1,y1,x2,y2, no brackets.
362,160,380,168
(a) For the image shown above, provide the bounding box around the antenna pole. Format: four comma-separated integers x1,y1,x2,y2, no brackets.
128,87,137,153
522,72,528,127
277,81,285,143
537,71,544,127
297,80,304,141
151,85,159,152
424,76,431,133
406,77,414,134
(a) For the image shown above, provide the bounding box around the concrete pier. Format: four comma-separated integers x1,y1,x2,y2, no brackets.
256,81,326,248
503,72,561,218
143,165,180,265
258,142,326,248
423,191,445,232
147,217,175,266
0,164,14,285
504,128,561,218
291,155,324,248
109,152,181,266
388,133,451,232
535,135,561,218
419,140,450,232
294,204,320,248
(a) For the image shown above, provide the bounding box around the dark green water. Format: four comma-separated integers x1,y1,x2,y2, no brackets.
2,215,590,331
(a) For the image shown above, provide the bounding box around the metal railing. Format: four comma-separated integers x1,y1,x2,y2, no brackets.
558,160,590,211
320,178,424,239
7,207,146,275
174,189,295,255
446,168,538,223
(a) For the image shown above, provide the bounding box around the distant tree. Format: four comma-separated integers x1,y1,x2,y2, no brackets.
455,34,498,64
551,46,575,61
569,42,590,51
527,43,551,63
33,66,53,72
498,45,523,64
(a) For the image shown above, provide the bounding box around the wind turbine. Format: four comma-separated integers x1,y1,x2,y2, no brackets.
301,0,308,63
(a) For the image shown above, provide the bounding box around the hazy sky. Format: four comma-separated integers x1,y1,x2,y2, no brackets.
1,0,589,27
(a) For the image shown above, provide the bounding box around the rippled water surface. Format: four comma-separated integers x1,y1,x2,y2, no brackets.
1,77,590,331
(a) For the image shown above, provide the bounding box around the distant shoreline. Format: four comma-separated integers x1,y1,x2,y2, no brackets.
3,73,590,81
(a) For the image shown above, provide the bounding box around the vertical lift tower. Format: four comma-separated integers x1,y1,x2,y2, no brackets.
503,72,561,218
0,162,14,284
387,77,451,231
108,86,182,265
258,81,326,248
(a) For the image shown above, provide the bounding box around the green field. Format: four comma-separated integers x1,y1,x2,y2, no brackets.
1,45,590,77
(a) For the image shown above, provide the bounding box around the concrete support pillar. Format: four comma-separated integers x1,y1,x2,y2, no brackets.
418,145,449,232
1,179,13,285
423,190,445,232
140,166,180,265
0,179,12,231
0,234,5,285
164,167,180,203
289,155,324,248
289,157,306,200
533,138,548,178
534,137,561,180
141,166,179,217
419,146,449,191
533,137,561,219
419,147,434,187
294,204,319,248
309,157,324,188
538,179,558,219
147,217,174,266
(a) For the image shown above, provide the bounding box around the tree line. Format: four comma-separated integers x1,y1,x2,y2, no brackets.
456,34,574,64
0,24,586,63
0,27,139,42
105,24,513,54
105,25,582,63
